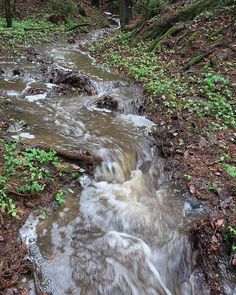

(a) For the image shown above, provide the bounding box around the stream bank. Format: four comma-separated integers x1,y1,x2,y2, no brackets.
0,7,235,295
85,9,236,294
0,26,202,295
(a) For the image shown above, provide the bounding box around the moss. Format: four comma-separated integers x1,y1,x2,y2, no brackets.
149,24,184,51
183,52,207,71
207,27,224,42
174,0,235,22
145,0,236,40
181,31,198,54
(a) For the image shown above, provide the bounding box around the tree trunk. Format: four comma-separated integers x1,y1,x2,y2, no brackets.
118,0,132,28
4,0,12,28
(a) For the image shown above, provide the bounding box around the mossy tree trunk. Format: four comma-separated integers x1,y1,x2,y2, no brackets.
144,0,235,39
118,0,133,28
4,0,12,27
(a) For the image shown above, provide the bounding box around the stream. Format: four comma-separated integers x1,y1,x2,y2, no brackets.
0,28,202,295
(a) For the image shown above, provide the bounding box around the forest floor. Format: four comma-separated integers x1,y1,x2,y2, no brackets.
0,1,235,294
87,4,236,294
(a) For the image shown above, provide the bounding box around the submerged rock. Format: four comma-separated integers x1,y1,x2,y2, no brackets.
12,69,21,76
25,88,47,96
96,95,119,111
67,38,76,44
48,68,96,95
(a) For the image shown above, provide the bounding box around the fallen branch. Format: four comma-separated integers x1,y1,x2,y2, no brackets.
32,262,42,295
24,26,55,31
27,143,102,165
66,23,91,32
224,43,236,53
182,51,212,71
0,137,102,165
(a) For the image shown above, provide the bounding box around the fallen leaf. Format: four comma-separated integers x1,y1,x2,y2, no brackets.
211,235,218,243
71,164,80,169
214,219,225,228
232,254,236,266
189,184,196,194
0,235,4,242
210,235,220,252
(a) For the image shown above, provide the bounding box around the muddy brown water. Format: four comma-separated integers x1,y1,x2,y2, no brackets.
0,30,205,294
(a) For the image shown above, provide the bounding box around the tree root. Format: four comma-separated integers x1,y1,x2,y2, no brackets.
181,31,198,54
143,0,236,40
182,50,215,71
182,42,234,71
149,24,185,51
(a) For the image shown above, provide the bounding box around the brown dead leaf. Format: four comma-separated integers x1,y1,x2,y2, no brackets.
231,254,236,266
214,219,225,228
210,235,220,253
189,184,196,194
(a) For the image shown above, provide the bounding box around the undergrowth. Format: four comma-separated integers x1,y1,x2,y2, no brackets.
0,140,85,217
0,16,65,60
90,32,236,130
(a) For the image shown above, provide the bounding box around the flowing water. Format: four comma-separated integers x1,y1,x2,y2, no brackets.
0,29,203,294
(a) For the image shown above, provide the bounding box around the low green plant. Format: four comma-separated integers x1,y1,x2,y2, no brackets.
39,209,47,220
207,182,219,193
223,164,236,177
184,174,193,181
90,31,236,130
225,226,236,254
54,189,64,205
0,140,66,216
0,16,65,59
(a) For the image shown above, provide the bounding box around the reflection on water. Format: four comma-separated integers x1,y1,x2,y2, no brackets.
2,30,196,295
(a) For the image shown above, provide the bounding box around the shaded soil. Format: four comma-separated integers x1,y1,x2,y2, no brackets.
96,95,119,111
